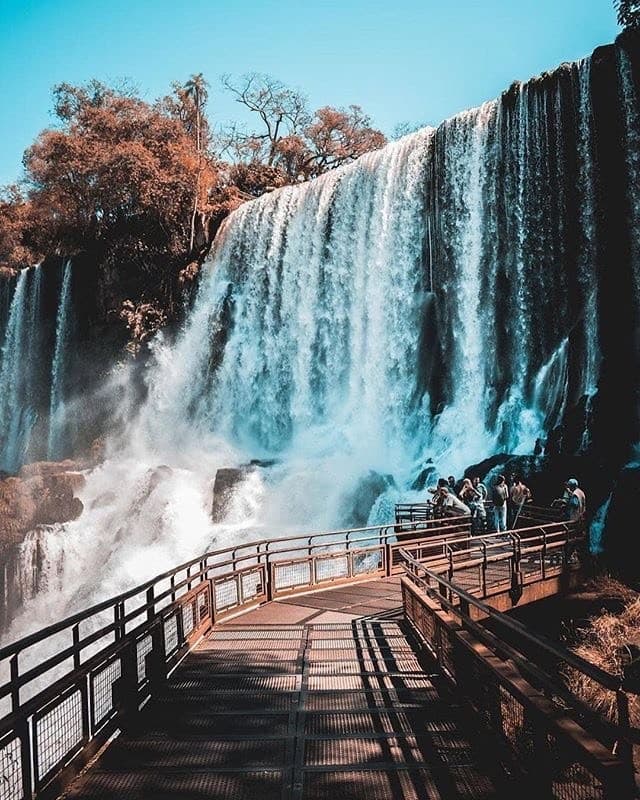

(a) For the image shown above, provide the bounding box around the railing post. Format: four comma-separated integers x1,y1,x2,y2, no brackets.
186,565,192,591
509,533,523,604
74,623,91,745
10,653,20,713
72,624,81,670
114,601,125,642
481,541,488,597
146,586,155,623
10,656,34,800
614,690,636,792
113,638,139,734
170,574,176,603
147,619,167,693
264,542,273,601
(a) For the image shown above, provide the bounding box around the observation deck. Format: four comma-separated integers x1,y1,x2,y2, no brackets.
0,507,637,799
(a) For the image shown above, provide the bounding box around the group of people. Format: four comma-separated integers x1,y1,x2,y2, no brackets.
428,471,533,534
428,471,587,532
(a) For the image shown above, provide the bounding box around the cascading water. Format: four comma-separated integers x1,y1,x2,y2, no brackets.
47,260,74,460
0,267,44,473
2,41,640,641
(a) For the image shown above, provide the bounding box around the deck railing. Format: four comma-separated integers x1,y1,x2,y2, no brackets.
0,506,574,800
399,549,639,799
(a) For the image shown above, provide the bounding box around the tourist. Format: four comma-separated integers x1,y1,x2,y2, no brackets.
428,478,450,517
445,488,471,516
430,478,470,516
509,475,532,527
471,475,488,533
564,478,586,523
491,474,509,532
459,477,484,533
447,475,457,495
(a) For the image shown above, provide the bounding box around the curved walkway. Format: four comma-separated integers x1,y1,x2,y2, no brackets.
64,579,504,799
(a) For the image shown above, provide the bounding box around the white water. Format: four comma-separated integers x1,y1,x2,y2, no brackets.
1,53,627,642
0,267,43,473
48,260,73,460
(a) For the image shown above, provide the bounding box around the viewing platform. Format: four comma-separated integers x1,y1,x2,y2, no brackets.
0,507,637,799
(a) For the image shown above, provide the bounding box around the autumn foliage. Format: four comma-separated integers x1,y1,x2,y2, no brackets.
0,73,386,343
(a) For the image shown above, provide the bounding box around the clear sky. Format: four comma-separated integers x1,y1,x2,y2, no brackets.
0,0,619,186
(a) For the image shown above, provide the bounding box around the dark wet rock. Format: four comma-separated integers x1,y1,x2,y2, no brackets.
247,458,279,468
601,465,640,586
211,467,251,522
338,471,396,528
0,465,86,551
411,460,436,491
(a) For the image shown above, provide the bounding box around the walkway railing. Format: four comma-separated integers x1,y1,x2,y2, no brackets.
0,507,575,800
400,549,639,799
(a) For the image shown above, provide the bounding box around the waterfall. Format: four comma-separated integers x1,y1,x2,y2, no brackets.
48,260,74,460
0,267,44,473
4,43,640,641
617,48,640,309
575,58,600,397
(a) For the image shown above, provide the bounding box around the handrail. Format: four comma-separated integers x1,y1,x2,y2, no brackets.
398,548,621,691
0,514,475,659
0,503,573,800
398,547,640,766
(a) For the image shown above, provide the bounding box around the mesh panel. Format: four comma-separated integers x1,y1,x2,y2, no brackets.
548,733,606,800
182,601,195,637
353,549,383,575
499,686,532,761
0,733,22,800
437,621,455,678
315,555,348,582
241,569,263,601
551,760,605,800
274,561,311,591
91,658,121,727
197,588,210,623
35,690,83,780
164,615,179,654
215,578,239,610
136,635,153,683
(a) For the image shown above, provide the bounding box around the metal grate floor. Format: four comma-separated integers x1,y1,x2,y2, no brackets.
63,578,506,799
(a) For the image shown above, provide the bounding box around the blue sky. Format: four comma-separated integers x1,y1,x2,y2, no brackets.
0,0,618,186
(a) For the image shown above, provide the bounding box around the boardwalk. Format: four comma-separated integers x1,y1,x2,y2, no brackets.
64,579,503,799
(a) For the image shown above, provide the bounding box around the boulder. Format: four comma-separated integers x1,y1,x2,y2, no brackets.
211,467,251,522
0,465,86,551
338,471,396,528
601,465,640,585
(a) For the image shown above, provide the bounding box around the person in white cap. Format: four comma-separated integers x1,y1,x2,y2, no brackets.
565,478,586,523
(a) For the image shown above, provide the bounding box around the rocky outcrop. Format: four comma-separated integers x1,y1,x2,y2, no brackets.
211,467,250,522
601,465,640,585
0,461,85,552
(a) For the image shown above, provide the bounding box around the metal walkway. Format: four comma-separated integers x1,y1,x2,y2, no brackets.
2,510,636,800
64,579,502,800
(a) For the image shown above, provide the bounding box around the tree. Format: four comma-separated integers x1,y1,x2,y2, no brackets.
14,80,222,316
220,74,387,182
295,105,387,178
177,73,209,252
615,0,640,28
220,73,309,165
392,121,428,140
0,185,38,269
